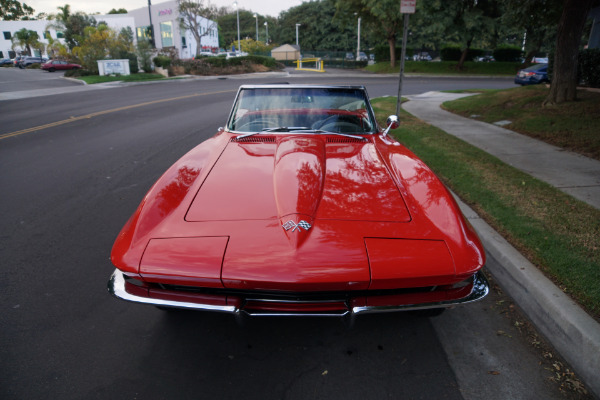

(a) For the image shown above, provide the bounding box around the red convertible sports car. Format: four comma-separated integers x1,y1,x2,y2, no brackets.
108,85,488,320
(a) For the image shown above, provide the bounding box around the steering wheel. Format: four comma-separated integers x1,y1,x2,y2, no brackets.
313,114,363,133
236,118,279,131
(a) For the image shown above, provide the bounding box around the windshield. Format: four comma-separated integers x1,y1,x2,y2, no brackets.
227,87,377,134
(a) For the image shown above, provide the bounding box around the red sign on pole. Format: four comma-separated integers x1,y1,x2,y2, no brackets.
400,0,416,14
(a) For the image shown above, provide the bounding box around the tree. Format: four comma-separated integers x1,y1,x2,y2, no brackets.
502,0,561,68
136,40,154,72
335,0,404,67
0,0,34,20
10,28,41,56
217,9,267,49
45,5,96,50
275,0,360,52
64,13,97,49
45,36,68,60
416,0,502,69
544,0,596,105
227,38,270,54
71,24,135,73
108,8,127,14
177,0,218,56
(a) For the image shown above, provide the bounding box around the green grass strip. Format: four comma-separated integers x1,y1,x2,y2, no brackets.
442,85,600,160
365,61,521,75
372,96,600,318
77,73,165,84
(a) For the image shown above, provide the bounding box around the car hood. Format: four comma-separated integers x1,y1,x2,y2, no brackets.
112,133,485,292
185,135,411,224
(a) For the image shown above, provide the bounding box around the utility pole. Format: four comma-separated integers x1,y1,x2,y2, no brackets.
396,1,416,116
264,21,268,44
234,1,240,54
356,17,361,61
147,0,155,47
254,14,258,42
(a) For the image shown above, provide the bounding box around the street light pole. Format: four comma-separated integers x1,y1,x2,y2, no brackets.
147,0,155,48
234,1,240,54
356,16,361,61
295,24,301,47
254,14,258,42
264,21,268,44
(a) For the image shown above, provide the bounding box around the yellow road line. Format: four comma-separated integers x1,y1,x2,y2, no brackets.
0,89,235,141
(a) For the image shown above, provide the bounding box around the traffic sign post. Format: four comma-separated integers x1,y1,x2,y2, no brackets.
396,1,416,116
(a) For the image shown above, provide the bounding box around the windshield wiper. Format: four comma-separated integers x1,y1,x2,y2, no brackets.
263,126,311,132
290,129,367,141
236,127,367,141
235,127,311,140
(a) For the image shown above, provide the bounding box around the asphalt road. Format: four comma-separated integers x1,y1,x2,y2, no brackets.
0,69,577,399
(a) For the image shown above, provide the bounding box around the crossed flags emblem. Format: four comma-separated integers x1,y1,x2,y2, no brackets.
282,220,312,232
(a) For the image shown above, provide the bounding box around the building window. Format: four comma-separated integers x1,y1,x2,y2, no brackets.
44,31,51,39
136,26,151,42
160,21,173,47
181,36,186,48
56,31,64,38
3,31,11,40
0,51,3,58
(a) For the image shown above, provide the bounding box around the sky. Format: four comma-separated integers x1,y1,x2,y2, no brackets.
23,0,306,18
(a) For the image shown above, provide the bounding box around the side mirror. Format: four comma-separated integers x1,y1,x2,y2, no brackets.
382,115,399,137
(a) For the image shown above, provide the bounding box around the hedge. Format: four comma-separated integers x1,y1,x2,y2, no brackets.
374,44,414,62
440,46,486,61
170,55,283,75
493,45,523,62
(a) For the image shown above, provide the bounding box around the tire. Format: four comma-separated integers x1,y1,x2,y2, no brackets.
48,68,55,72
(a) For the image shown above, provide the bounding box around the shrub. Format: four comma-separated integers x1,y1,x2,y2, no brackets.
374,44,413,62
493,45,523,62
153,55,171,68
468,48,485,60
64,69,95,77
136,40,153,73
440,46,462,61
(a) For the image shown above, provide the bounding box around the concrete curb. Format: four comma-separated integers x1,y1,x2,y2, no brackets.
453,196,600,398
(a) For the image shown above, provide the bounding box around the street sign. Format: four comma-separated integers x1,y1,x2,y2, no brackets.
400,0,416,14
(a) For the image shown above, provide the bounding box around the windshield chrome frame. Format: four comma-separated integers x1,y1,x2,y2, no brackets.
225,84,379,136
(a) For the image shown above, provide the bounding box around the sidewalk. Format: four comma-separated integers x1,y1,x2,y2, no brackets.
403,92,600,398
403,91,600,210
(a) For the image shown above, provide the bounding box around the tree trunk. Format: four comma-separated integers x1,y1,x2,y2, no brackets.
544,0,594,105
388,37,396,68
457,38,473,70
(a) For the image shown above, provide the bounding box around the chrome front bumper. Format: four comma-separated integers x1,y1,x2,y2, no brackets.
108,269,489,318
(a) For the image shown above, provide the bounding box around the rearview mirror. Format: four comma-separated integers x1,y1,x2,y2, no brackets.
382,115,399,137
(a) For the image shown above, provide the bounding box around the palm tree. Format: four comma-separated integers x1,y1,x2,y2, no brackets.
45,4,71,38
11,28,42,56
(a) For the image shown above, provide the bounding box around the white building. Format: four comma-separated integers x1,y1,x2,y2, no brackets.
0,16,136,59
124,0,219,58
1,1,218,60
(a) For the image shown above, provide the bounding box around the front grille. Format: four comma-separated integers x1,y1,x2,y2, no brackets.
232,136,276,143
158,283,437,301
326,137,365,143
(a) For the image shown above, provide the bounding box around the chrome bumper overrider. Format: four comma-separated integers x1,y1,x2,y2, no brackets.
108,269,489,318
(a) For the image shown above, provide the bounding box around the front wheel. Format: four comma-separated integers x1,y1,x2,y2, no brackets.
48,68,55,72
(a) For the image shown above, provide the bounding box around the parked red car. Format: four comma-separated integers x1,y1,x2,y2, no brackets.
41,60,81,72
108,85,489,321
